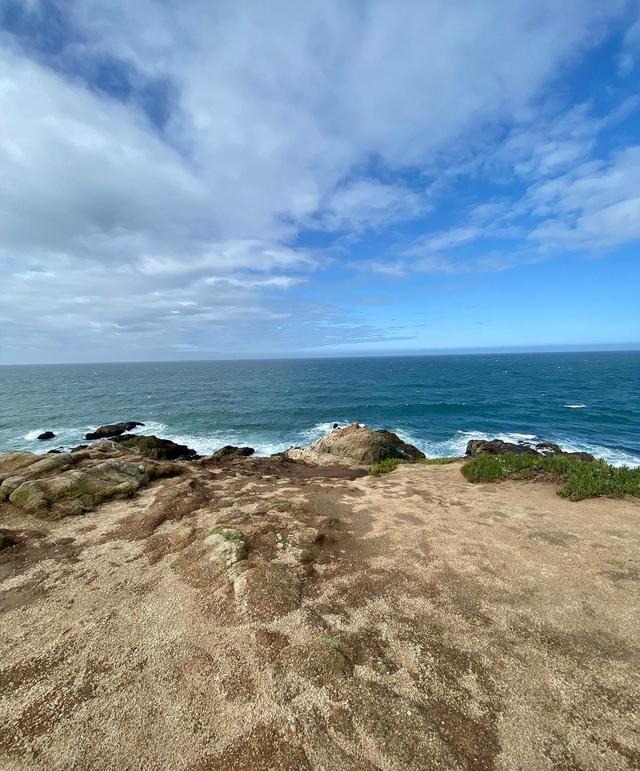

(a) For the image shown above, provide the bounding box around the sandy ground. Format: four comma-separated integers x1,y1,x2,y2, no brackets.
0,458,638,770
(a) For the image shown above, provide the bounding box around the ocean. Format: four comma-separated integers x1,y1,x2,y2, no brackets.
1,352,639,466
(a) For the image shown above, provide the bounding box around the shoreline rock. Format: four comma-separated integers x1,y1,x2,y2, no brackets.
85,421,144,440
210,445,255,460
466,438,594,461
282,422,425,467
111,434,199,461
37,431,55,441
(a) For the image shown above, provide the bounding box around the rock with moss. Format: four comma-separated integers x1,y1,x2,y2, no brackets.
282,423,425,468
287,520,320,548
0,452,40,482
204,527,247,570
7,458,161,519
0,476,28,501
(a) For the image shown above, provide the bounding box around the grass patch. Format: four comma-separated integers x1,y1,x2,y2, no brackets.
421,456,460,465
315,636,342,652
271,499,291,512
368,459,403,476
461,453,640,501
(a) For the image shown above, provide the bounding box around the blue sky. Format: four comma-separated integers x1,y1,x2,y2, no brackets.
0,0,639,363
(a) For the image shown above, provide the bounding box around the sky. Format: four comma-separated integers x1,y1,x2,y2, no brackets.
0,0,639,364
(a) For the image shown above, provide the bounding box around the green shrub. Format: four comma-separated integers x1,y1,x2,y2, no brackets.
421,456,459,465
368,459,402,476
461,453,640,501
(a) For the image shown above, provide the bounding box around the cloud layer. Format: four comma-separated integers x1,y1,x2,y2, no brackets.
1,0,639,361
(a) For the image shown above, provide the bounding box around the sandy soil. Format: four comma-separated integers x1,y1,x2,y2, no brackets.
0,458,638,770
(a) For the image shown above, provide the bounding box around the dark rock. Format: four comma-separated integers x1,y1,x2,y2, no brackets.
85,421,144,440
333,423,340,429
37,431,56,441
210,445,255,460
112,434,199,461
466,439,538,457
466,438,594,462
565,451,596,462
47,449,63,454
70,444,89,452
0,530,17,550
534,442,563,454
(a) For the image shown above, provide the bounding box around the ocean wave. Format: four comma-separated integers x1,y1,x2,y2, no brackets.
394,428,640,468
13,419,640,469
564,404,587,409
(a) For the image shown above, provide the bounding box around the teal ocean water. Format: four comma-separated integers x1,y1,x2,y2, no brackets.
1,352,639,466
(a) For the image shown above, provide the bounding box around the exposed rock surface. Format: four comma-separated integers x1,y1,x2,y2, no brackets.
37,431,55,441
0,443,180,519
466,438,595,461
112,434,199,461
283,422,425,467
85,421,144,440
205,527,247,571
210,445,255,460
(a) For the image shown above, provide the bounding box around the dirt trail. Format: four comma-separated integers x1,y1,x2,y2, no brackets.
1,460,638,770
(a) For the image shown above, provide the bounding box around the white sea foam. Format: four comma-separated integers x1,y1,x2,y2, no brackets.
16,419,640,469
564,404,587,409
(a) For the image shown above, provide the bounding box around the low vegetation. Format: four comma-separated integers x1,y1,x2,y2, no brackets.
368,459,403,475
421,456,460,465
461,453,640,501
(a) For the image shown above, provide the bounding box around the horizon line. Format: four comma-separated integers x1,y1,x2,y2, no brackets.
2,343,639,367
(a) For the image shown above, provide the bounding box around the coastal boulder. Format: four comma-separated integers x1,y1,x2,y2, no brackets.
85,421,144,440
210,445,255,460
37,431,56,441
466,439,594,461
6,457,177,519
0,452,40,482
112,434,199,461
466,439,538,457
283,423,425,468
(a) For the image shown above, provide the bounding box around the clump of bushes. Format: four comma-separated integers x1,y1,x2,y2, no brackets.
461,453,640,501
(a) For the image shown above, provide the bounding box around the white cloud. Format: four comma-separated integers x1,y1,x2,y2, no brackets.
619,13,640,73
0,0,636,359
528,146,640,250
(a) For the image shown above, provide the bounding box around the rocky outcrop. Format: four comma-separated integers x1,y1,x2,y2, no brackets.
37,431,55,441
282,423,425,467
85,421,144,440
466,439,594,461
0,443,181,519
111,434,199,461
205,527,247,571
210,445,255,460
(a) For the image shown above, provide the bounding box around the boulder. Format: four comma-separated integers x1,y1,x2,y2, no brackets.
111,434,199,461
85,421,144,440
466,439,538,457
37,431,55,441
282,423,425,468
0,452,40,482
210,445,255,460
6,458,173,519
465,439,594,462
204,527,247,571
